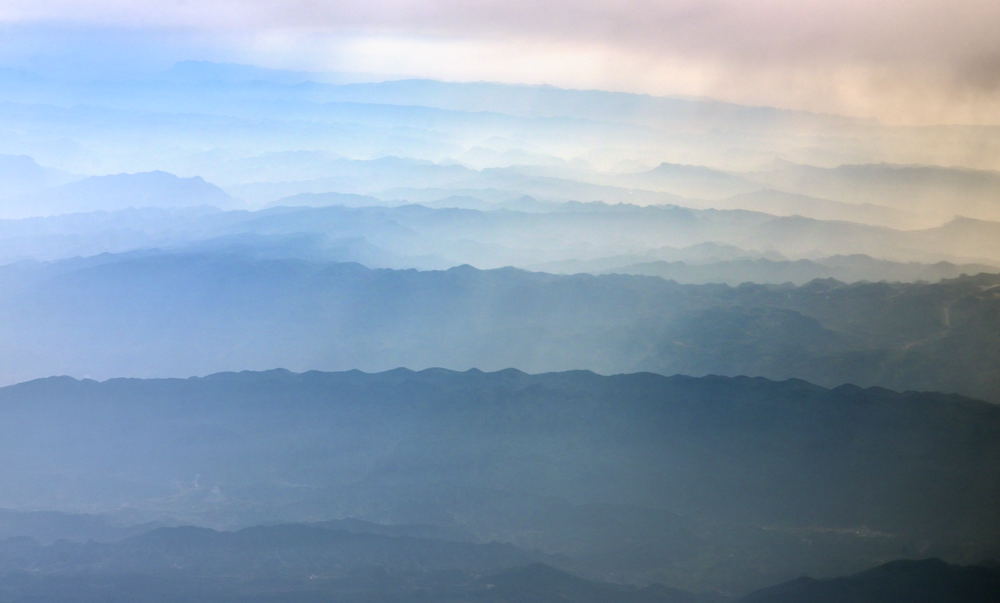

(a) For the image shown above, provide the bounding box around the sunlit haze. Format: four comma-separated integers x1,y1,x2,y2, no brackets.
0,3,998,602
2,0,1000,124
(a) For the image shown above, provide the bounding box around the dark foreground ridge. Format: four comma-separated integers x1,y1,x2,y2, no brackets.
0,368,998,593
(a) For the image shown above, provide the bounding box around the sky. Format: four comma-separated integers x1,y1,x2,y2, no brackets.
1,0,999,125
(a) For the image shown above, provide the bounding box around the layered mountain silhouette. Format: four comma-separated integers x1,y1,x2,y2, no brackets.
0,252,997,401
0,368,997,591
2,198,1000,270
599,255,996,285
0,519,720,601
2,56,1000,603
620,162,758,200
0,516,992,602
751,161,1000,222
1,171,233,218
710,189,917,228
0,154,74,198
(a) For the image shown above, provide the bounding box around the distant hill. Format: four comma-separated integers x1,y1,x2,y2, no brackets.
316,78,858,132
0,154,74,199
3,171,233,218
3,201,1000,271
273,191,391,208
530,242,780,274
228,158,685,207
0,253,997,401
227,156,477,204
0,519,717,601
620,162,758,199
607,255,996,285
910,216,1000,259
713,189,918,228
750,162,1000,222
0,508,154,544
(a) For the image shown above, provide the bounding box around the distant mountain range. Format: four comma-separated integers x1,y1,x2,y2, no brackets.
0,510,994,602
709,189,918,228
750,161,1000,222
5,59,1000,219
0,168,233,218
3,190,1000,268
0,154,74,198
0,252,997,400
619,162,759,200
599,255,996,285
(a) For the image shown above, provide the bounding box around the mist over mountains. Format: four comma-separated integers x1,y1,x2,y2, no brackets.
4,60,1000,219
2,197,1000,270
1,52,999,603
1,169,233,218
0,251,997,401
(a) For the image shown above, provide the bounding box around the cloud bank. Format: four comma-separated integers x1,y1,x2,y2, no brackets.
2,0,999,124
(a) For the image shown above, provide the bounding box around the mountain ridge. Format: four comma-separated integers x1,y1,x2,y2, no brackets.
0,367,997,592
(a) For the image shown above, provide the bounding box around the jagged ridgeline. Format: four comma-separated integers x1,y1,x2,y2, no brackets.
1,368,998,594
1,254,997,401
